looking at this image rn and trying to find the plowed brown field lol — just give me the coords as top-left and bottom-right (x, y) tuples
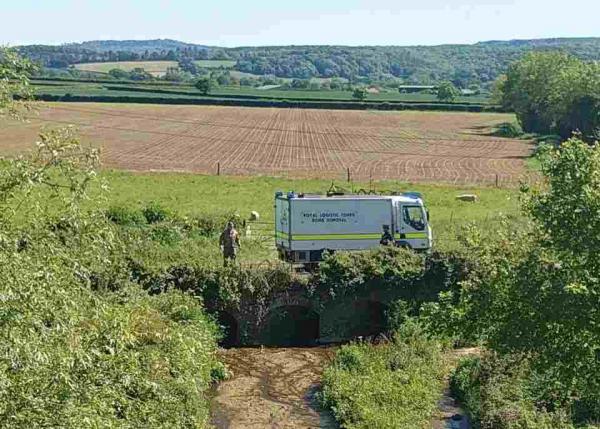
(0, 103), (534, 184)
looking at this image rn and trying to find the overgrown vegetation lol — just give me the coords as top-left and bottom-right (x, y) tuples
(496, 52), (600, 141)
(424, 139), (600, 428)
(450, 354), (576, 429)
(0, 48), (222, 428)
(321, 323), (447, 429)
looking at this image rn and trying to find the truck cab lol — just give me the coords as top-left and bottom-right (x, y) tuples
(275, 192), (432, 263)
(394, 195), (431, 250)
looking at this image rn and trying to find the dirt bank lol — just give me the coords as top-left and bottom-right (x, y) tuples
(210, 346), (338, 429)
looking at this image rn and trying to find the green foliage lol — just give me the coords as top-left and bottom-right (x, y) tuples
(0, 56), (222, 426)
(0, 134), (222, 427)
(352, 87), (367, 101)
(142, 201), (169, 224)
(321, 323), (447, 429)
(450, 354), (576, 429)
(0, 47), (36, 118)
(318, 247), (424, 297)
(429, 138), (600, 426)
(195, 77), (212, 95)
(493, 121), (523, 138)
(524, 138), (600, 254)
(106, 205), (146, 226)
(499, 52), (600, 141)
(437, 81), (460, 102)
(131, 262), (295, 314)
(149, 223), (184, 246)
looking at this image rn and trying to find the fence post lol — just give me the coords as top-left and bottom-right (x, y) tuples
(495, 174), (499, 188)
(347, 167), (351, 183)
(217, 162), (221, 176)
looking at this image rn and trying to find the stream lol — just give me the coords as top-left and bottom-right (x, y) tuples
(209, 346), (474, 429)
(210, 346), (338, 429)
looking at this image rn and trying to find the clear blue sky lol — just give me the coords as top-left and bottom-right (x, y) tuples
(2, 0), (598, 47)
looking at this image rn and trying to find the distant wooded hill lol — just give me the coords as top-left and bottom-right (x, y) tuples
(17, 37), (600, 86)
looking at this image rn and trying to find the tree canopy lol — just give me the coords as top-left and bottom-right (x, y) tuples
(497, 52), (600, 141)
(195, 77), (212, 95)
(17, 38), (600, 86)
(0, 47), (36, 118)
(436, 81), (460, 102)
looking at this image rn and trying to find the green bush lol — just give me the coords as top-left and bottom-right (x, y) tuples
(493, 121), (523, 138)
(450, 354), (577, 429)
(106, 205), (146, 226)
(149, 223), (183, 245)
(142, 201), (169, 224)
(187, 212), (241, 237)
(321, 323), (447, 429)
(0, 127), (222, 427)
(318, 246), (425, 297)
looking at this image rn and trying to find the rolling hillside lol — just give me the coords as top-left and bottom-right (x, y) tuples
(18, 37), (600, 85)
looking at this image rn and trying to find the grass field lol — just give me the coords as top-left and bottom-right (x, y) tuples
(32, 80), (491, 104)
(74, 60), (237, 76)
(97, 170), (521, 265)
(2, 103), (533, 185)
(194, 59), (237, 68)
(74, 61), (179, 76)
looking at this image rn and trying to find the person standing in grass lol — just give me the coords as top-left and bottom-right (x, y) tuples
(220, 221), (241, 266)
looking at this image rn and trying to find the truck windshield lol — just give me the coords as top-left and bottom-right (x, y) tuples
(403, 206), (426, 231)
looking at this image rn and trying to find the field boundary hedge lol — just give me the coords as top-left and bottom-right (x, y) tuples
(102, 84), (492, 106)
(34, 93), (507, 113)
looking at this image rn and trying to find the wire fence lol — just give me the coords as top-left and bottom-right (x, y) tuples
(24, 104), (540, 188)
(203, 162), (542, 188)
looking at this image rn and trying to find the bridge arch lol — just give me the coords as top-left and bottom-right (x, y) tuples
(261, 304), (320, 346)
(350, 299), (389, 337)
(215, 310), (239, 348)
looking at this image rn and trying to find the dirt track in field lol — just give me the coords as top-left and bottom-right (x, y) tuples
(0, 103), (534, 184)
(210, 347), (338, 429)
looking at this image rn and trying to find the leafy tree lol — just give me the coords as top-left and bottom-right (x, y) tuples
(195, 77), (212, 94)
(0, 47), (36, 118)
(216, 71), (231, 86)
(178, 57), (199, 75)
(107, 67), (129, 79)
(433, 139), (600, 421)
(352, 87), (367, 101)
(291, 78), (310, 89)
(129, 67), (153, 81)
(498, 52), (600, 140)
(436, 81), (460, 102)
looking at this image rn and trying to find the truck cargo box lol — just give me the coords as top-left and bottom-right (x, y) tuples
(275, 192), (431, 263)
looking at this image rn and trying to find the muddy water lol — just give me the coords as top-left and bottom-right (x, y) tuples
(210, 347), (339, 429)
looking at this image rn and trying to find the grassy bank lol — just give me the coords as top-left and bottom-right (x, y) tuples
(451, 354), (600, 429)
(321, 325), (448, 428)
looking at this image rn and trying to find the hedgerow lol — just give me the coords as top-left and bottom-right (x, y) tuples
(33, 93), (504, 112)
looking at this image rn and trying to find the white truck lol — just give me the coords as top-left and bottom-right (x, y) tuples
(275, 191), (432, 263)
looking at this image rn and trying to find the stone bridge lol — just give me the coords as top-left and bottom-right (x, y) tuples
(213, 285), (405, 347)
